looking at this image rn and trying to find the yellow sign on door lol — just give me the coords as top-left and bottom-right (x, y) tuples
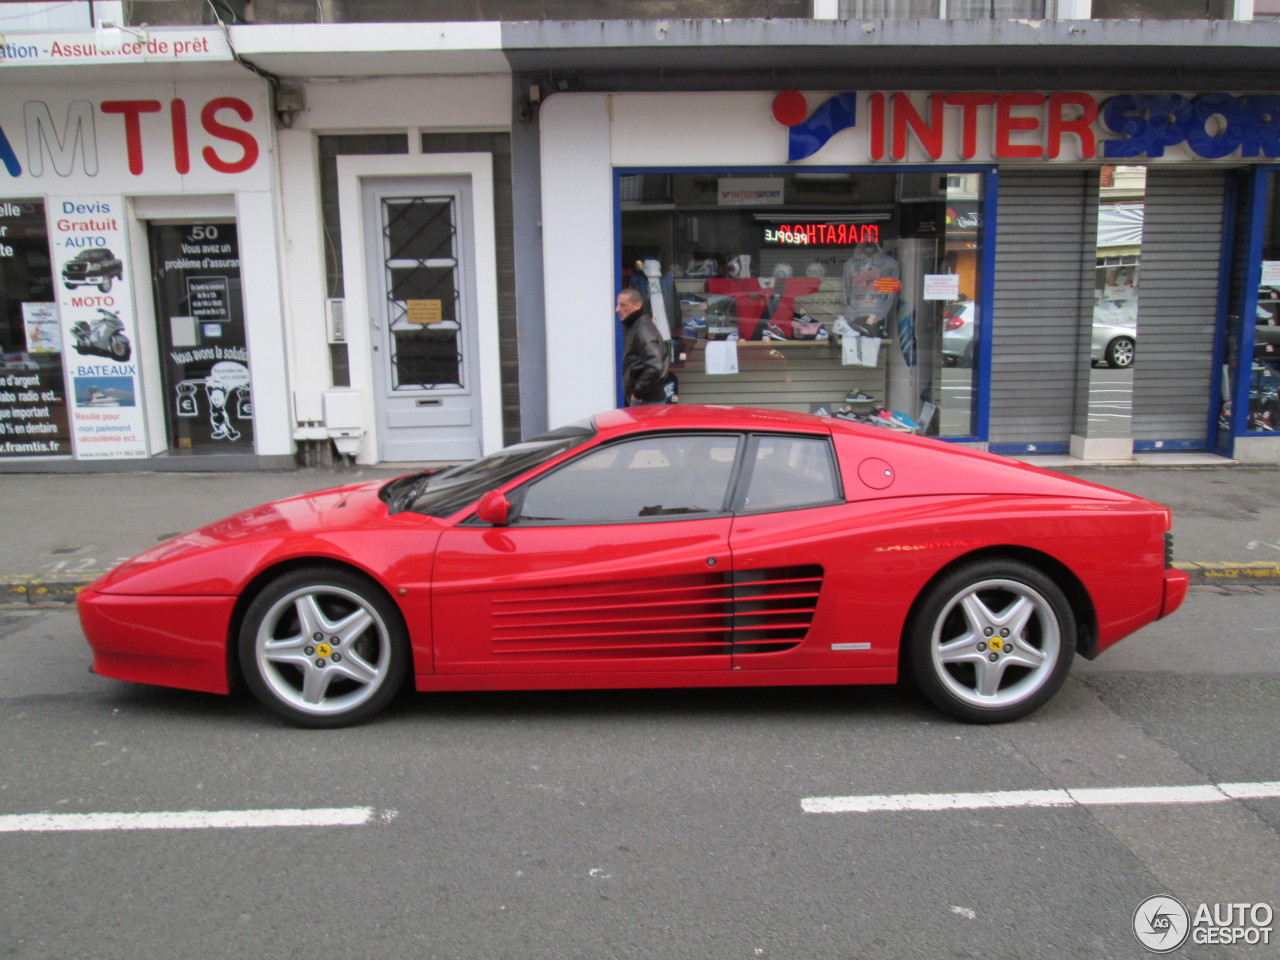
(406, 300), (443, 325)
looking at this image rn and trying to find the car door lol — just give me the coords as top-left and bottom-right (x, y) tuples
(431, 432), (742, 676)
(727, 432), (894, 671)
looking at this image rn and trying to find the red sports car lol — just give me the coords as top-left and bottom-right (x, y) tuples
(78, 405), (1187, 728)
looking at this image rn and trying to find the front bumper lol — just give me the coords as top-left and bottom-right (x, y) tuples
(78, 589), (237, 695)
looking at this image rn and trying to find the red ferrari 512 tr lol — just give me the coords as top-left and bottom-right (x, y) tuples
(79, 405), (1188, 728)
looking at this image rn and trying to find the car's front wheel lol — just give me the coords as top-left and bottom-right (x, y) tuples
(239, 567), (409, 727)
(906, 559), (1075, 723)
(1105, 336), (1135, 369)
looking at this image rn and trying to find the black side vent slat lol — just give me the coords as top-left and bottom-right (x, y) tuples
(488, 565), (823, 658)
(729, 565), (823, 653)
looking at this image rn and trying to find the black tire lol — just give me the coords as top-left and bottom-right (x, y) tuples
(239, 567), (409, 728)
(109, 336), (131, 362)
(905, 558), (1075, 723)
(1105, 336), (1135, 369)
(98, 277), (113, 293)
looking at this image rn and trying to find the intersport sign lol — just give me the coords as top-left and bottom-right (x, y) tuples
(773, 89), (1280, 163)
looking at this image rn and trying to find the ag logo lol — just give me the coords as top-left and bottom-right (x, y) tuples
(1133, 895), (1190, 953)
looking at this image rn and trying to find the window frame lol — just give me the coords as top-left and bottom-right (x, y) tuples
(500, 429), (844, 527)
(506, 430), (745, 526)
(732, 433), (846, 517)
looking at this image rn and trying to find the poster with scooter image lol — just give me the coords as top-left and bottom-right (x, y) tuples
(49, 195), (148, 459)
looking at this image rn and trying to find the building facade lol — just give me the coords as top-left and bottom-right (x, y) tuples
(3, 4), (1280, 470)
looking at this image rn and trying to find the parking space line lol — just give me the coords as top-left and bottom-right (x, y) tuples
(801, 781), (1280, 814)
(0, 807), (393, 832)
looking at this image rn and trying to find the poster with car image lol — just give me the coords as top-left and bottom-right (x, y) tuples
(46, 196), (150, 458)
(148, 222), (252, 451)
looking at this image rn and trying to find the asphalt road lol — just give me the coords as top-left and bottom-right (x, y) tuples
(2, 591), (1278, 960)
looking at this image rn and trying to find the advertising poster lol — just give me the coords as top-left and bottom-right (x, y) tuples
(0, 199), (72, 458)
(48, 195), (148, 459)
(149, 222), (252, 451)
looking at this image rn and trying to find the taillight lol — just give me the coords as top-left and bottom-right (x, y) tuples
(945, 315), (964, 331)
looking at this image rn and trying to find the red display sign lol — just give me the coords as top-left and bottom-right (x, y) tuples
(763, 223), (881, 246)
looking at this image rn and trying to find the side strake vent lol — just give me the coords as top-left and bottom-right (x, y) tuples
(490, 565), (823, 659)
(730, 565), (824, 654)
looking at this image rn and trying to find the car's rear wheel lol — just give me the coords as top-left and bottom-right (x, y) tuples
(906, 559), (1074, 723)
(1105, 336), (1135, 368)
(97, 277), (113, 292)
(239, 567), (409, 727)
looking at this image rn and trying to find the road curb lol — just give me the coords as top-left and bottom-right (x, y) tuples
(1174, 561), (1280, 585)
(3, 575), (94, 606)
(5, 562), (1280, 606)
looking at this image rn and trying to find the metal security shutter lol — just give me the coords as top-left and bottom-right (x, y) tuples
(989, 170), (1095, 450)
(1131, 169), (1226, 447)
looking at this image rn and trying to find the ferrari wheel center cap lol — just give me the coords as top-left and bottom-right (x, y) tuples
(989, 637), (1004, 652)
(315, 642), (333, 659)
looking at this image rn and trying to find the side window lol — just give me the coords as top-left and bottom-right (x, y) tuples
(741, 435), (840, 511)
(513, 434), (740, 523)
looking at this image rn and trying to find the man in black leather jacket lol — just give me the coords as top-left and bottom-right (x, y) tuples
(615, 288), (669, 405)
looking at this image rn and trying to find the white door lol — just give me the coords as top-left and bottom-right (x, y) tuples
(363, 176), (483, 462)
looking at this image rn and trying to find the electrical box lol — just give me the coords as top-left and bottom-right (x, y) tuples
(326, 298), (346, 343)
(293, 390), (324, 423)
(323, 388), (362, 431)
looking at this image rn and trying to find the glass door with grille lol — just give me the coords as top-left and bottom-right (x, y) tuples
(363, 176), (482, 462)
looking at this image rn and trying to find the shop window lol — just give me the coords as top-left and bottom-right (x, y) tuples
(0, 199), (71, 459)
(841, 0), (1049, 16)
(147, 222), (253, 453)
(1091, 0), (1230, 16)
(619, 170), (984, 439)
(1243, 175), (1280, 433)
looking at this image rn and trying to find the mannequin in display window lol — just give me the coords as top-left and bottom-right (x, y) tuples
(629, 257), (680, 342)
(842, 242), (899, 338)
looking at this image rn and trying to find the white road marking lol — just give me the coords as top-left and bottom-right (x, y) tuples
(0, 806), (390, 833)
(802, 781), (1280, 814)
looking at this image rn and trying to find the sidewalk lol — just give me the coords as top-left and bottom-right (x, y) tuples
(3, 459), (1279, 604)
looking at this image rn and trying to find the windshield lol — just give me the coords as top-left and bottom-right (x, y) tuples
(383, 420), (596, 518)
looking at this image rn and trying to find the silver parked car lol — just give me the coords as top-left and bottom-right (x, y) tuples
(1091, 300), (1137, 369)
(940, 300), (977, 367)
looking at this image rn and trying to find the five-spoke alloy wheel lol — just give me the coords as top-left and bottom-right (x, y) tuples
(907, 559), (1075, 723)
(239, 567), (408, 727)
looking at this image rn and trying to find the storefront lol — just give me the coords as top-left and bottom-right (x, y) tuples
(618, 167), (988, 440)
(0, 44), (289, 470)
(541, 88), (1280, 462)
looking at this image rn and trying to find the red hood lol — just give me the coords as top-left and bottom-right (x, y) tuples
(92, 479), (430, 595)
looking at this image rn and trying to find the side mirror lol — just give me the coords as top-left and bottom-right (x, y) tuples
(475, 490), (510, 526)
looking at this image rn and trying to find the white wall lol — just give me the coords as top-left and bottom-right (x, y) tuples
(539, 94), (616, 427)
(274, 76), (512, 428)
